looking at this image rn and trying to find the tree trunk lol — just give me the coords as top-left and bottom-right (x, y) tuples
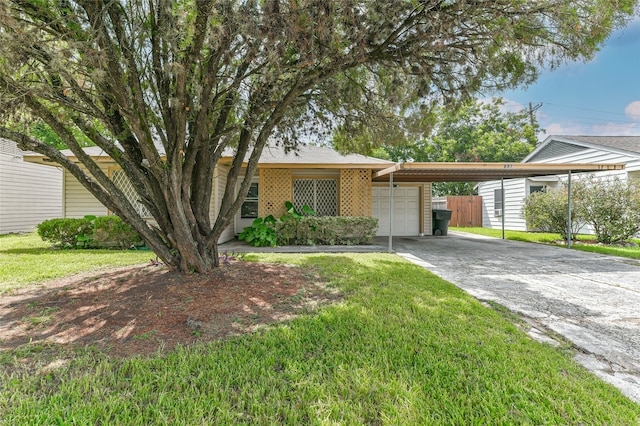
(175, 237), (219, 273)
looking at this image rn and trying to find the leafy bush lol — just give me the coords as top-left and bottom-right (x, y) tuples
(37, 216), (142, 249)
(239, 202), (316, 247)
(238, 216), (278, 247)
(522, 182), (587, 241)
(238, 201), (377, 247)
(522, 177), (640, 244)
(91, 216), (144, 249)
(277, 216), (378, 246)
(283, 201), (317, 218)
(577, 178), (640, 244)
(37, 218), (93, 248)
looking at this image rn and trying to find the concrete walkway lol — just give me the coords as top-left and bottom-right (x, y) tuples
(393, 231), (640, 404)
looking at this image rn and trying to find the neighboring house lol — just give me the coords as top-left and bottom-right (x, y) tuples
(0, 138), (63, 234)
(23, 145), (435, 243)
(478, 135), (640, 232)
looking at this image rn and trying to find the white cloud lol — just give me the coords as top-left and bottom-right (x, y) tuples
(478, 97), (527, 114)
(545, 122), (587, 136)
(543, 121), (640, 137)
(624, 101), (640, 121)
(498, 98), (526, 113)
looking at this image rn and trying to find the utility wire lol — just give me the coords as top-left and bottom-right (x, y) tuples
(563, 120), (639, 129)
(539, 102), (638, 117)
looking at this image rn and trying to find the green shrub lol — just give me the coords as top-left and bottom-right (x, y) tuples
(276, 216), (378, 246)
(37, 218), (93, 248)
(577, 178), (640, 244)
(238, 216), (278, 247)
(521, 183), (587, 241)
(91, 216), (144, 249)
(239, 202), (317, 247)
(522, 177), (640, 244)
(238, 202), (377, 247)
(37, 216), (142, 249)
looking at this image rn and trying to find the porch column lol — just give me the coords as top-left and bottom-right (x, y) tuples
(501, 178), (505, 240)
(567, 170), (572, 249)
(388, 172), (394, 253)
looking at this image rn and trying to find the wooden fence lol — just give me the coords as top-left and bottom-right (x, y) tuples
(432, 196), (482, 227)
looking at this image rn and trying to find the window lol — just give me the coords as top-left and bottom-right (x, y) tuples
(529, 185), (545, 195)
(293, 179), (337, 216)
(494, 188), (503, 217)
(240, 182), (259, 218)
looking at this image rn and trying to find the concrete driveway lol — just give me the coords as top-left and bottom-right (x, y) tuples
(392, 231), (640, 404)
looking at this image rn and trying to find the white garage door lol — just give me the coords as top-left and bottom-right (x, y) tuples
(372, 187), (420, 236)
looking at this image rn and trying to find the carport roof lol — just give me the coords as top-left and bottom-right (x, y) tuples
(373, 162), (625, 182)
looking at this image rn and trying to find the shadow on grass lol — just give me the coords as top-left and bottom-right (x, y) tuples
(2, 248), (64, 255)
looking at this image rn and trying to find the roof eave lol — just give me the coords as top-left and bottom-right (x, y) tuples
(373, 162), (626, 183)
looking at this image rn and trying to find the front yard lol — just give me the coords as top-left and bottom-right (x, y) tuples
(0, 234), (638, 424)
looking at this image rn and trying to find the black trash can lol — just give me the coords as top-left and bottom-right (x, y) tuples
(432, 209), (452, 236)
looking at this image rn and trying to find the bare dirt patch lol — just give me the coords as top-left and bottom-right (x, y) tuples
(0, 260), (338, 358)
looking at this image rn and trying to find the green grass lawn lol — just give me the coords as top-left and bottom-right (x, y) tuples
(0, 232), (153, 294)
(451, 227), (640, 260)
(1, 246), (638, 423)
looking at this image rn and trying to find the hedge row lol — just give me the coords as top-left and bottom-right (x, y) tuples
(276, 216), (378, 246)
(37, 216), (143, 249)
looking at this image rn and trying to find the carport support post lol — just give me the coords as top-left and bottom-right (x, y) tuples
(501, 178), (505, 239)
(388, 172), (394, 253)
(567, 171), (572, 249)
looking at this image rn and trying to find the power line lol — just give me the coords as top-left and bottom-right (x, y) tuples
(528, 102), (542, 127)
(562, 115), (638, 124)
(563, 120), (639, 129)
(540, 102), (635, 117)
(529, 101), (640, 130)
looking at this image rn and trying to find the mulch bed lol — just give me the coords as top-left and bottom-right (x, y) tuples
(0, 260), (339, 358)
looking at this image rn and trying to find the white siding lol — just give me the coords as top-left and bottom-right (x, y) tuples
(532, 148), (638, 167)
(478, 179), (528, 231)
(0, 146), (63, 234)
(64, 168), (109, 218)
(531, 148), (636, 182)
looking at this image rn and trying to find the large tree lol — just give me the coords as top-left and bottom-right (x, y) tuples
(385, 98), (540, 195)
(0, 1), (635, 273)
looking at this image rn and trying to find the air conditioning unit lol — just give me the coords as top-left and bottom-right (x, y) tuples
(494, 209), (503, 217)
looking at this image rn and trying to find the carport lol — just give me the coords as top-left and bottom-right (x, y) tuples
(373, 162), (625, 252)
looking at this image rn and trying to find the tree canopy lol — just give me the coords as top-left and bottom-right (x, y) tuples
(0, 0), (636, 273)
(384, 98), (540, 195)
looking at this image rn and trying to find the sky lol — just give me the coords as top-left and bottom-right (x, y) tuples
(495, 17), (640, 139)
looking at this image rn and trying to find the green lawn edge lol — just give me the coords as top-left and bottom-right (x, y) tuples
(451, 227), (640, 260)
